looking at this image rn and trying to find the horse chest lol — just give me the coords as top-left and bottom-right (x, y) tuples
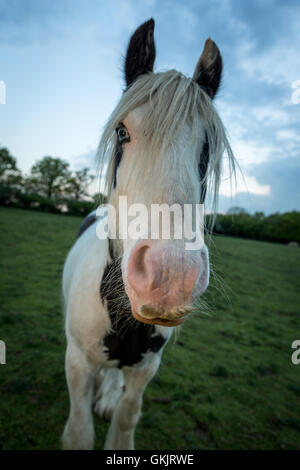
(100, 258), (167, 368)
(103, 319), (166, 368)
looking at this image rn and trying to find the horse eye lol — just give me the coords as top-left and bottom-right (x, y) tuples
(117, 125), (129, 142)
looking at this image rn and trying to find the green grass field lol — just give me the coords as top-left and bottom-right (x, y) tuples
(0, 207), (300, 450)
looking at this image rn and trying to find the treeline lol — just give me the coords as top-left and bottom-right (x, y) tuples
(214, 208), (300, 244)
(1, 147), (299, 244)
(0, 146), (106, 216)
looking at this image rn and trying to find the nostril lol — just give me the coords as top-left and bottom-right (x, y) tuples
(133, 245), (148, 277)
(127, 243), (151, 295)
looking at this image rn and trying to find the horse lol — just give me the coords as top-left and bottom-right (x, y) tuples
(61, 18), (235, 450)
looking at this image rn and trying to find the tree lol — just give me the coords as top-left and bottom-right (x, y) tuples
(30, 156), (71, 200)
(65, 168), (94, 200)
(93, 192), (107, 205)
(0, 147), (23, 205)
(0, 147), (19, 180)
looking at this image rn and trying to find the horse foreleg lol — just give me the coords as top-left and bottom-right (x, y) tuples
(104, 355), (161, 450)
(62, 340), (95, 450)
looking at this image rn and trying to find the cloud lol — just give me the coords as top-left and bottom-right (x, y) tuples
(219, 155), (300, 214)
(0, 0), (299, 214)
(220, 173), (271, 198)
(71, 149), (97, 171)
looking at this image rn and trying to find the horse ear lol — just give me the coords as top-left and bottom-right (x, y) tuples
(124, 18), (156, 87)
(193, 38), (222, 99)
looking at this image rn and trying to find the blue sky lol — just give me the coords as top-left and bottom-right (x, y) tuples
(0, 0), (300, 213)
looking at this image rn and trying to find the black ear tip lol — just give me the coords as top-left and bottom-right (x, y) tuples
(144, 18), (155, 30)
(149, 17), (155, 28)
(132, 18), (155, 39)
(125, 18), (156, 87)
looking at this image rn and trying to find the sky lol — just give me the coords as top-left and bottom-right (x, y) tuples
(0, 0), (299, 214)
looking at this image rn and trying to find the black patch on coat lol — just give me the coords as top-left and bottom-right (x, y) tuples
(108, 237), (116, 261)
(100, 256), (166, 368)
(113, 123), (130, 188)
(113, 139), (123, 188)
(77, 213), (97, 238)
(199, 135), (209, 203)
(124, 18), (156, 88)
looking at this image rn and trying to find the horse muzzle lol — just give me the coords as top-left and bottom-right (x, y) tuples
(124, 239), (209, 326)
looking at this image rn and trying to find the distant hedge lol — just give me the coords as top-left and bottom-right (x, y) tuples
(0, 184), (98, 217)
(1, 183), (299, 244)
(213, 211), (300, 244)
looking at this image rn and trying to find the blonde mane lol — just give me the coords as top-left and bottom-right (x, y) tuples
(97, 69), (235, 216)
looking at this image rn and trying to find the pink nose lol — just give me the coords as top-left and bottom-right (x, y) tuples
(126, 239), (203, 316)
